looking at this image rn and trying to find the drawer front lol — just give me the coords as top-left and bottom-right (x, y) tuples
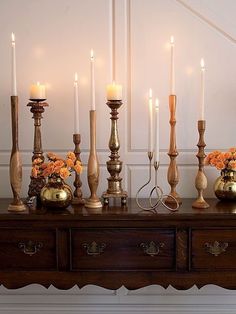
(191, 229), (236, 270)
(71, 228), (175, 271)
(0, 229), (57, 270)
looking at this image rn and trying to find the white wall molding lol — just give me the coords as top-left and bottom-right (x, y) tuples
(175, 0), (236, 44)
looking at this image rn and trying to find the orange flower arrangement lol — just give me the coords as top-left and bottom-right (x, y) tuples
(205, 147), (236, 171)
(31, 152), (82, 181)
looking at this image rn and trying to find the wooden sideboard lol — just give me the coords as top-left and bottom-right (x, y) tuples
(1, 198), (236, 290)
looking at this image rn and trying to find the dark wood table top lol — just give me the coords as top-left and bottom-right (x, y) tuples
(1, 198), (236, 221)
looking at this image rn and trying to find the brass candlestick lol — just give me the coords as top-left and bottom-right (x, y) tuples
(102, 100), (127, 205)
(165, 95), (181, 205)
(72, 133), (85, 205)
(27, 100), (48, 199)
(136, 152), (179, 212)
(192, 120), (209, 209)
(85, 110), (102, 209)
(8, 96), (27, 212)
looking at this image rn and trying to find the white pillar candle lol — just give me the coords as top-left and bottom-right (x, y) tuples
(200, 58), (205, 120)
(154, 98), (159, 163)
(106, 82), (122, 100)
(30, 82), (46, 100)
(90, 49), (95, 110)
(148, 88), (153, 152)
(11, 33), (17, 96)
(170, 36), (175, 95)
(74, 73), (79, 134)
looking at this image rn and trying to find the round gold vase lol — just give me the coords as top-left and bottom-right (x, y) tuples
(40, 177), (73, 209)
(214, 170), (236, 201)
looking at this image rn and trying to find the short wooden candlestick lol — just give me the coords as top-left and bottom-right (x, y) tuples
(8, 96), (27, 212)
(72, 133), (85, 205)
(102, 100), (128, 206)
(192, 120), (209, 209)
(27, 100), (48, 199)
(85, 110), (102, 209)
(165, 95), (181, 205)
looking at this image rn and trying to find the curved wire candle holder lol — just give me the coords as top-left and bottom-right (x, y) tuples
(136, 152), (179, 212)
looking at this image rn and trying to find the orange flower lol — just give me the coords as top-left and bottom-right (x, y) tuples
(66, 158), (74, 168)
(229, 147), (236, 153)
(67, 152), (76, 162)
(59, 167), (71, 180)
(54, 160), (65, 173)
(47, 152), (60, 161)
(74, 160), (82, 174)
(215, 161), (225, 170)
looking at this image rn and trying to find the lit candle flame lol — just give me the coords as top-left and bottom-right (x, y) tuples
(90, 49), (94, 60)
(74, 72), (78, 82)
(170, 36), (174, 45)
(200, 58), (205, 69)
(11, 32), (15, 43)
(155, 98), (159, 109)
(149, 88), (152, 98)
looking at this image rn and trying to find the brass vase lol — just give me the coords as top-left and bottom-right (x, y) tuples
(40, 177), (73, 209)
(214, 170), (236, 201)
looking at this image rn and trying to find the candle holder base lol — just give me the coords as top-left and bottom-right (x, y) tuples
(72, 197), (85, 205)
(8, 201), (27, 212)
(192, 197), (209, 209)
(85, 198), (102, 209)
(102, 191), (128, 206)
(165, 192), (182, 205)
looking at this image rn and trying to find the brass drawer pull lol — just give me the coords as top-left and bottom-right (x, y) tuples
(83, 241), (106, 256)
(18, 240), (43, 256)
(205, 241), (228, 257)
(140, 241), (164, 257)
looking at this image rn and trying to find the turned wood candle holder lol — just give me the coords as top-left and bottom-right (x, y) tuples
(102, 100), (127, 205)
(192, 120), (209, 209)
(85, 110), (102, 209)
(27, 100), (48, 199)
(72, 133), (85, 205)
(165, 95), (181, 205)
(8, 96), (27, 212)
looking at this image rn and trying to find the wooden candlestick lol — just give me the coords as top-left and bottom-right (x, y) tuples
(8, 96), (27, 212)
(192, 120), (209, 209)
(85, 110), (102, 209)
(72, 133), (85, 205)
(165, 95), (182, 205)
(27, 101), (48, 199)
(102, 100), (127, 205)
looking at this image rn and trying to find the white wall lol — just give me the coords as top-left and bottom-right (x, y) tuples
(0, 0), (236, 313)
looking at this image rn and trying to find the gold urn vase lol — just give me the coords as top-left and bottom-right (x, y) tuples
(214, 170), (236, 201)
(40, 177), (73, 209)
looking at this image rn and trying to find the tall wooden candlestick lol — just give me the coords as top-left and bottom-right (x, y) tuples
(72, 133), (85, 204)
(165, 95), (181, 205)
(27, 101), (48, 199)
(192, 120), (209, 209)
(8, 96), (26, 212)
(85, 110), (102, 208)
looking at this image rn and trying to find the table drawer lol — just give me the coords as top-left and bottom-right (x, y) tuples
(71, 228), (175, 271)
(191, 229), (236, 270)
(0, 228), (57, 270)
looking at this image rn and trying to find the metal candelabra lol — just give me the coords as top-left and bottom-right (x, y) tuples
(136, 152), (179, 212)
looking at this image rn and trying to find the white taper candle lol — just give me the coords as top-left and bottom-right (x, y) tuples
(74, 73), (79, 134)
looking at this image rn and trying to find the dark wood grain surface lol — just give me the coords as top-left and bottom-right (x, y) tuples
(0, 198), (236, 290)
